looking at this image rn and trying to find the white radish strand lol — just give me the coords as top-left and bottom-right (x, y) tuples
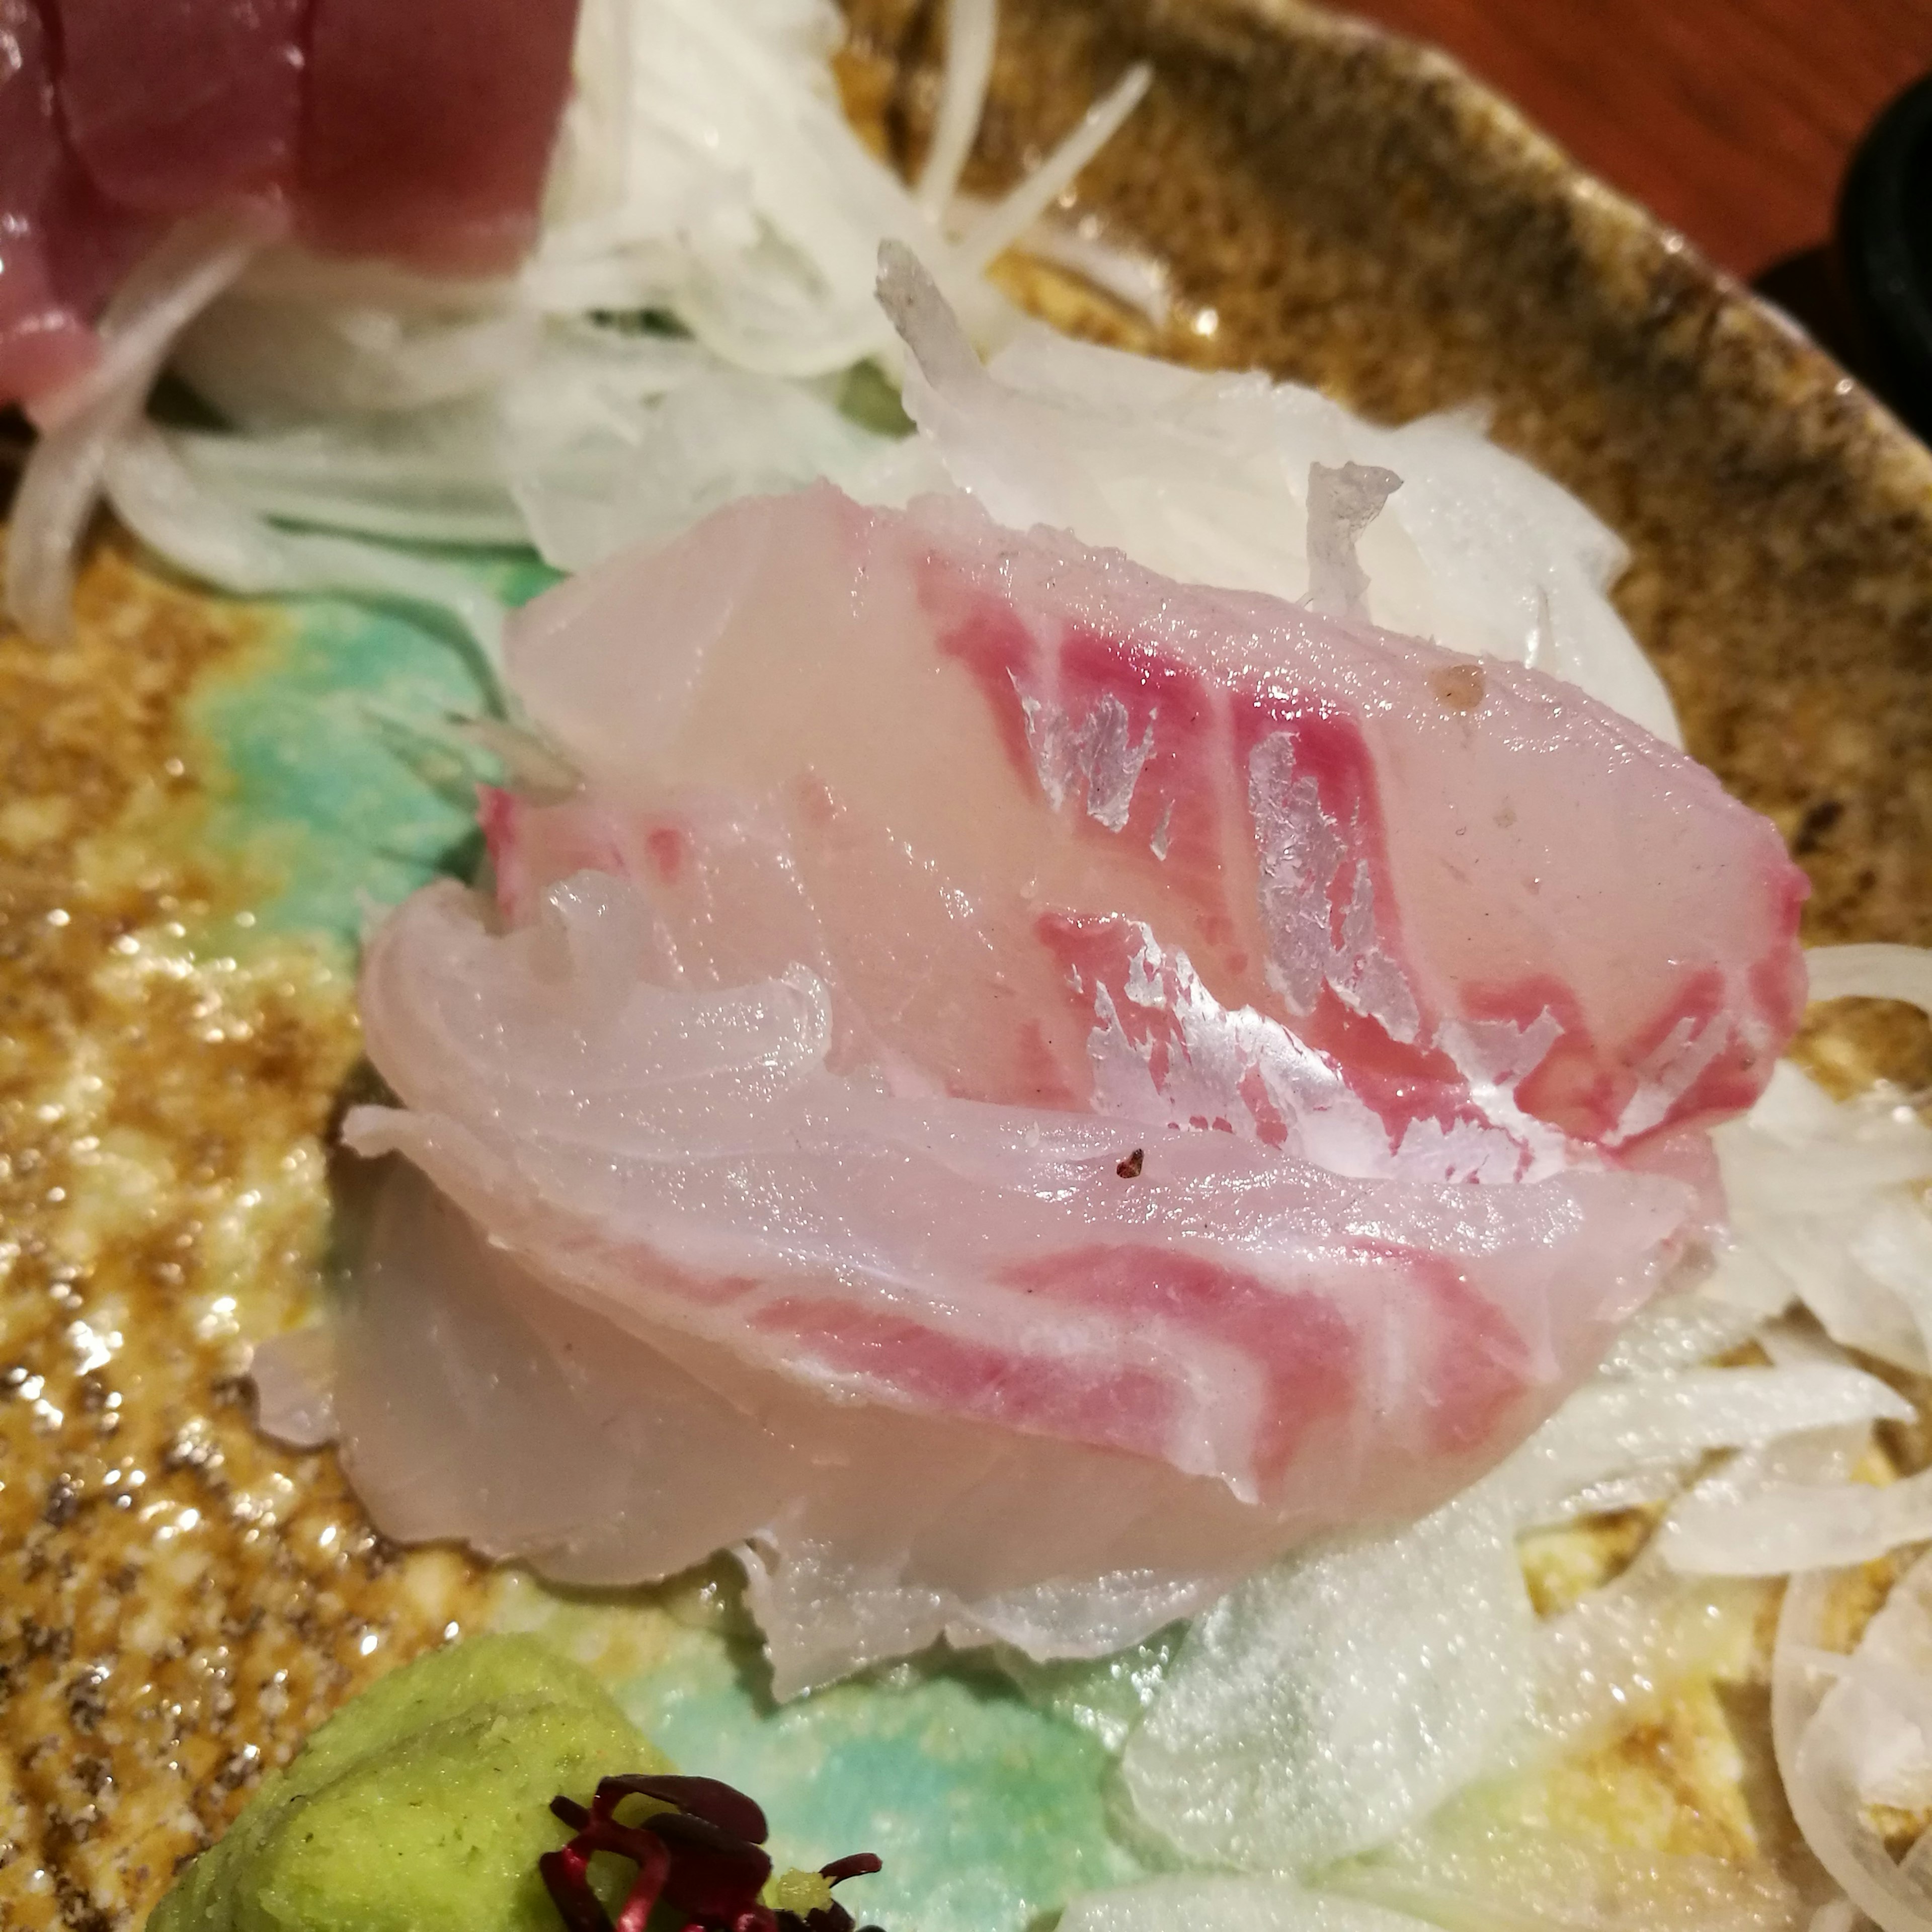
(29, 205), (279, 434)
(1339, 1824), (1806, 1932)
(7, 208), (270, 642)
(943, 187), (1174, 322)
(1786, 1645), (1932, 1749)
(1483, 1365), (1909, 1530)
(1775, 1534), (1932, 1932)
(1012, 213), (1173, 323)
(1593, 1287), (1773, 1378)
(949, 63), (1152, 279)
(1661, 1466), (1932, 1577)
(173, 294), (542, 425)
(103, 426), (506, 690)
(1786, 1671), (1932, 1932)
(169, 419), (529, 547)
(48, 0), (1159, 645)
(876, 244), (1682, 741)
(916, 0), (999, 222)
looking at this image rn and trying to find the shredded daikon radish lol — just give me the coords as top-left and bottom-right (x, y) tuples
(1339, 1816), (1806, 1932)
(1521, 1544), (1760, 1759)
(1485, 1365), (1908, 1530)
(50, 0), (1701, 789)
(32, 208), (281, 433)
(947, 64), (1152, 279)
(1775, 1550), (1932, 1932)
(497, 326), (888, 570)
(916, 0), (999, 222)
(873, 243), (1682, 740)
(1788, 1646), (1932, 1760)
(30, 0), (1153, 640)
(8, 208), (269, 641)
(1120, 1489), (1539, 1876)
(50, 0), (1697, 767)
(1715, 1056), (1932, 1372)
(25, 3), (1932, 1916)
(103, 426), (505, 686)
(1661, 1463), (1932, 1576)
(169, 418), (529, 547)
(1009, 212), (1172, 324)
(1593, 1286), (1772, 1378)
(1117, 1347), (1909, 1873)
(173, 284), (541, 428)
(534, 0), (993, 377)
(948, 193), (1175, 323)
(1515, 1463), (1690, 1528)
(1120, 943), (1932, 1900)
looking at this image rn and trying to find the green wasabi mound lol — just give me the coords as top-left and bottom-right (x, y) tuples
(148, 1633), (670, 1932)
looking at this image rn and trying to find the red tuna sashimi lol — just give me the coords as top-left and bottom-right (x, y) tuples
(496, 482), (1807, 1181)
(0, 0), (579, 409)
(0, 0), (151, 400)
(54, 0), (306, 212)
(298, 0), (579, 275)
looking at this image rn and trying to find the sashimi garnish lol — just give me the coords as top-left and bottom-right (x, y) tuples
(539, 1772), (886, 1932)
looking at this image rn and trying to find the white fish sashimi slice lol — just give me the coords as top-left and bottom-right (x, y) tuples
(351, 871), (1691, 1523)
(340, 1162), (1266, 1695)
(341, 873), (1691, 1693)
(337, 1124), (1657, 1699)
(336, 1163), (798, 1575)
(501, 484), (1805, 1176)
(335, 481), (1810, 1686)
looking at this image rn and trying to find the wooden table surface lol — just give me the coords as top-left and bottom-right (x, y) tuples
(1330, 0), (1932, 284)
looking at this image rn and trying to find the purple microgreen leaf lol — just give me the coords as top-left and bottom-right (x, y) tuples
(819, 1855), (882, 1886)
(595, 1773), (769, 1844)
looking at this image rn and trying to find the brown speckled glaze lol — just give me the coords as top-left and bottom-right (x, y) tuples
(848, 0), (1932, 1090)
(0, 538), (487, 1931)
(6, 4), (1932, 1925)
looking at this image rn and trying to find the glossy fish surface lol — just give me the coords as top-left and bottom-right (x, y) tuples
(329, 484), (1806, 1691)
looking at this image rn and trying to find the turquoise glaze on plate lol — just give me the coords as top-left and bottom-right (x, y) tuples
(493, 1582), (1168, 1932)
(621, 1628), (1154, 1930)
(188, 555), (550, 944)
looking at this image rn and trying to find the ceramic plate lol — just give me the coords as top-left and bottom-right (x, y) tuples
(4, 3), (1928, 1926)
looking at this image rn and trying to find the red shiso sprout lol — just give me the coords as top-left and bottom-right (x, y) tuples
(540, 1771), (887, 1932)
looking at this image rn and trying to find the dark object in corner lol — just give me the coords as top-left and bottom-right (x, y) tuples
(1837, 72), (1932, 441)
(1751, 73), (1932, 445)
